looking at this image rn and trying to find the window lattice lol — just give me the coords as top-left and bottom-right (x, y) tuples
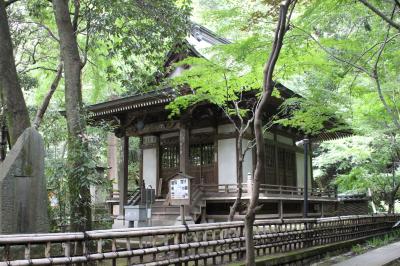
(161, 145), (179, 168)
(190, 143), (214, 166)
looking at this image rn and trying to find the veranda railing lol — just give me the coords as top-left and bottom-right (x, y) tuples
(198, 183), (337, 198)
(1, 214), (399, 265)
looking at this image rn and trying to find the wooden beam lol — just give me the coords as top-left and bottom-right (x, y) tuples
(126, 121), (180, 136)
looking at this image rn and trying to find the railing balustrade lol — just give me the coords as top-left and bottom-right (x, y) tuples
(0, 214), (398, 265)
(197, 183), (336, 199)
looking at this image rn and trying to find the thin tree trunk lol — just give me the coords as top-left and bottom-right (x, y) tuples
(52, 0), (91, 232)
(388, 200), (394, 214)
(0, 0), (31, 145)
(33, 63), (63, 129)
(389, 183), (400, 214)
(229, 133), (244, 221)
(245, 1), (294, 265)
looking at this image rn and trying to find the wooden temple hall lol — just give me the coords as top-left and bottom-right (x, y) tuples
(88, 24), (354, 227)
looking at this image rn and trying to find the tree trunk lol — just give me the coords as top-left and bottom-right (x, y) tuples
(52, 0), (91, 232)
(0, 0), (31, 145)
(245, 2), (293, 265)
(229, 132), (244, 221)
(388, 184), (400, 214)
(388, 200), (394, 214)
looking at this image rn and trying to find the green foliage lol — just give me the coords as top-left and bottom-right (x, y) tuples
(314, 135), (400, 210)
(366, 229), (400, 248)
(264, 0), (400, 212)
(167, 34), (271, 118)
(9, 0), (191, 103)
(128, 137), (140, 192)
(4, 0), (400, 227)
(351, 244), (364, 255)
(5, 0), (191, 230)
(350, 229), (400, 256)
(193, 0), (287, 39)
(90, 0), (191, 93)
(172, 1), (400, 215)
(41, 111), (113, 231)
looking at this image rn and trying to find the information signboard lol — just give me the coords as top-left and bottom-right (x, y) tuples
(170, 178), (189, 200)
(169, 174), (192, 206)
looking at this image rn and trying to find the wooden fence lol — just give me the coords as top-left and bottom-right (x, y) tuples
(0, 214), (399, 265)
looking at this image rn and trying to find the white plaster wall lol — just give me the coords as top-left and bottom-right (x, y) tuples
(296, 152), (312, 189)
(143, 148), (157, 189)
(242, 139), (253, 180)
(277, 135), (293, 145)
(218, 138), (237, 184)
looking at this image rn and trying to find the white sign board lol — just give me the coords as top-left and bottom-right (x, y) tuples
(170, 178), (189, 200)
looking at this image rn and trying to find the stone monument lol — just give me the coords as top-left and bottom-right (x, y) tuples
(0, 127), (49, 233)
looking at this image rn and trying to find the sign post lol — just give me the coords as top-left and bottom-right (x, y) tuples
(169, 173), (193, 225)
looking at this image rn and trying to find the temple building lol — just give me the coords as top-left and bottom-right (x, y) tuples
(89, 24), (353, 227)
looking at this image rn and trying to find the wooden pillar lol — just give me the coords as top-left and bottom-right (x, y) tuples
(179, 126), (189, 224)
(156, 136), (160, 195)
(119, 135), (129, 216)
(274, 133), (279, 185)
(179, 126), (189, 174)
(309, 141), (314, 189)
(139, 137), (144, 202)
(321, 202), (324, 218)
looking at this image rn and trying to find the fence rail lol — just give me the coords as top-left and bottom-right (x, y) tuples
(199, 183), (337, 199)
(0, 214), (399, 265)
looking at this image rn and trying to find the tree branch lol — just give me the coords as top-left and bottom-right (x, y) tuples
(4, 0), (19, 7)
(395, 0), (400, 9)
(81, 23), (90, 68)
(358, 0), (400, 31)
(293, 25), (372, 76)
(371, 5), (400, 130)
(19, 66), (58, 74)
(72, 0), (80, 33)
(33, 63), (63, 129)
(13, 20), (59, 42)
(286, 0), (297, 31)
